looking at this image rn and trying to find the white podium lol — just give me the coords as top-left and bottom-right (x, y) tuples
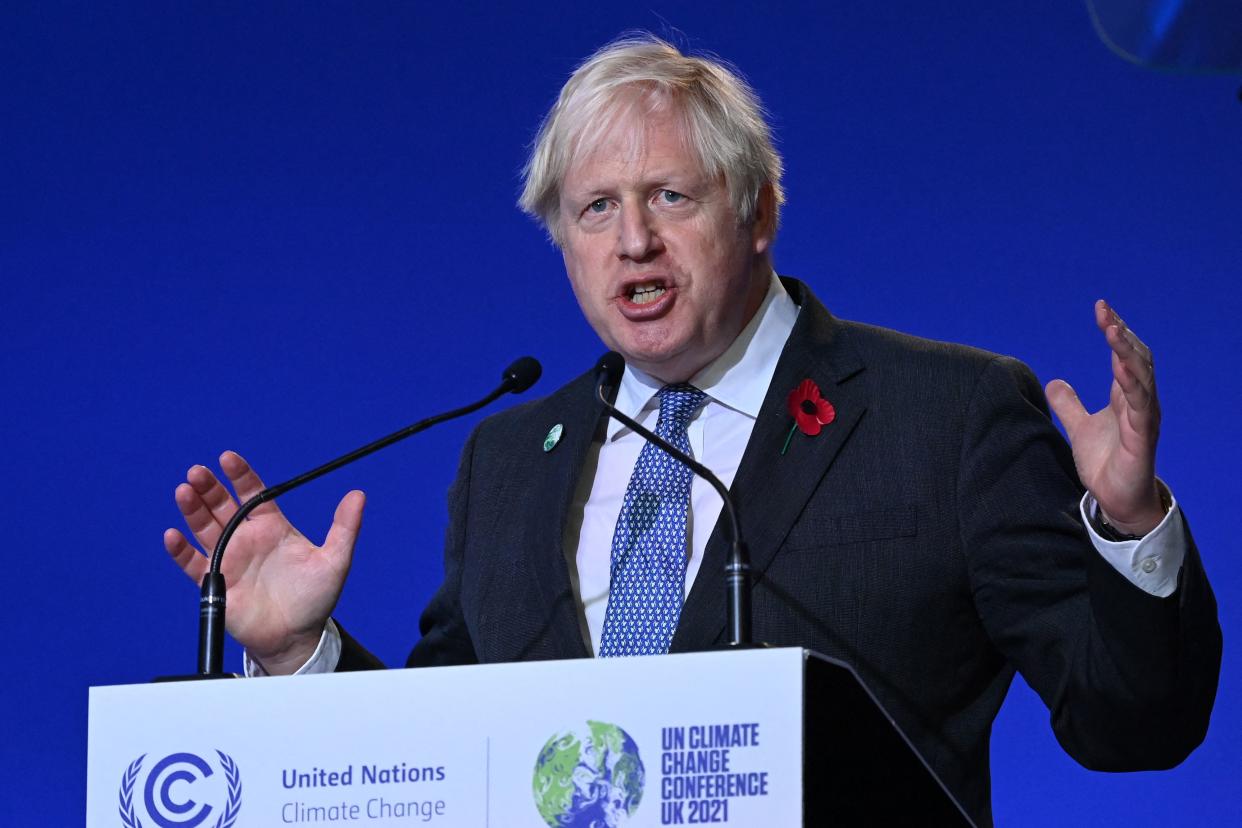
(87, 647), (972, 827)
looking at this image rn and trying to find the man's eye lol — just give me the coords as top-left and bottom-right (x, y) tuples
(587, 199), (609, 214)
(660, 190), (685, 204)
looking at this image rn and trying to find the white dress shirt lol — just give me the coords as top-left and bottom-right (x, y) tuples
(561, 272), (800, 656)
(248, 272), (1185, 674)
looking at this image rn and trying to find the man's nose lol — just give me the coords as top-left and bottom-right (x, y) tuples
(616, 201), (663, 261)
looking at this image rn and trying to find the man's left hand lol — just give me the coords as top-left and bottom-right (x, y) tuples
(1045, 300), (1167, 536)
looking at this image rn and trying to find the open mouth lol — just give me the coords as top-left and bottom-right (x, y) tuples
(616, 278), (675, 319)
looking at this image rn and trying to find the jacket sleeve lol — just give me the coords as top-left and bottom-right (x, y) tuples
(404, 423), (482, 668)
(960, 356), (1221, 769)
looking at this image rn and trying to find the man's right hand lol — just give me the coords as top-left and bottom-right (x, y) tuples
(163, 450), (364, 675)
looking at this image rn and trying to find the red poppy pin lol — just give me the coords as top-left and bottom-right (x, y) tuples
(782, 379), (835, 455)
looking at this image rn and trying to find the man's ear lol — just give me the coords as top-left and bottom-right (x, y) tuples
(751, 183), (777, 255)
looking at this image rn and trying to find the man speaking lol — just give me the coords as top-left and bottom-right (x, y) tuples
(163, 35), (1220, 826)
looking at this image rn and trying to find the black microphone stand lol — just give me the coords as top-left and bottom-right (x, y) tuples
(161, 357), (541, 681)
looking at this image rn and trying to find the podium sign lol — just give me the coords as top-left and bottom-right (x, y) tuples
(88, 648), (810, 827)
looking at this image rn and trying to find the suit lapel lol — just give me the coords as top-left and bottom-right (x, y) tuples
(671, 282), (868, 652)
(524, 376), (605, 660)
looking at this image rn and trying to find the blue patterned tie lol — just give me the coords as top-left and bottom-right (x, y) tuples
(599, 384), (708, 657)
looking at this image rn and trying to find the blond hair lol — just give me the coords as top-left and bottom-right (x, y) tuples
(519, 34), (784, 244)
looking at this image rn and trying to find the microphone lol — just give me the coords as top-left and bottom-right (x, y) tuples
(193, 356), (543, 678)
(592, 351), (757, 648)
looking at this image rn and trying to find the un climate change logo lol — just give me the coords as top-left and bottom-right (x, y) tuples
(118, 751), (242, 828)
(532, 721), (644, 827)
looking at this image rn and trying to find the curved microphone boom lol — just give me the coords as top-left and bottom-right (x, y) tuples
(196, 356), (542, 677)
(593, 351), (756, 648)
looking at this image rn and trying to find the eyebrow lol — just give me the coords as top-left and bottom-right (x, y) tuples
(564, 169), (709, 199)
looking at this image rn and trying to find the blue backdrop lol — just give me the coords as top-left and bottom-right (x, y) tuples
(2, 3), (1238, 825)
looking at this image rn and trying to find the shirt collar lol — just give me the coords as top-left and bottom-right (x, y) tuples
(607, 271), (800, 441)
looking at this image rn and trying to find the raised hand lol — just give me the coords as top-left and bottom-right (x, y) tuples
(1045, 300), (1166, 536)
(163, 451), (364, 674)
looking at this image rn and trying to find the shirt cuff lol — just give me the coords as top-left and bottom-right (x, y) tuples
(1081, 485), (1185, 598)
(242, 618), (343, 677)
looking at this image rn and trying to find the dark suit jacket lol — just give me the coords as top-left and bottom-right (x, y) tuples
(340, 278), (1220, 827)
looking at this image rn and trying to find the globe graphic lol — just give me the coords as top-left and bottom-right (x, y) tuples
(532, 720), (645, 827)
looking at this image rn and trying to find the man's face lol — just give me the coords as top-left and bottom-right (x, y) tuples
(557, 104), (773, 384)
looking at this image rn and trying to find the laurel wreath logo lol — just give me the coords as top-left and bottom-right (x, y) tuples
(214, 750), (243, 828)
(118, 754), (144, 828)
(117, 750), (241, 828)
